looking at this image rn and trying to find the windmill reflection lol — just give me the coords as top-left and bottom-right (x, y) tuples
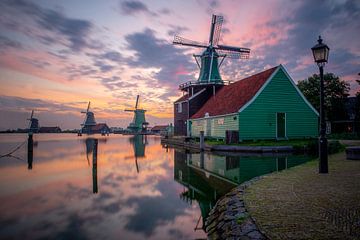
(125, 135), (147, 173)
(174, 150), (312, 232)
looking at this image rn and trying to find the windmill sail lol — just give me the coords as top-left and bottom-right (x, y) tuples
(173, 14), (250, 84)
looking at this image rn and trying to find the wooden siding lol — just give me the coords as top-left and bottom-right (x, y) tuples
(239, 68), (318, 140)
(190, 113), (238, 138)
(174, 101), (188, 136)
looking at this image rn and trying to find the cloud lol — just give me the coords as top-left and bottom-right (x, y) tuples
(167, 25), (189, 37)
(0, 0), (95, 52)
(124, 28), (196, 91)
(0, 35), (22, 50)
(100, 76), (138, 91)
(119, 0), (157, 16)
(124, 180), (188, 236)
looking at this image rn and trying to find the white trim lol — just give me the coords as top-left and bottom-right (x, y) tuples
(189, 88), (206, 100)
(279, 65), (319, 116)
(238, 66), (281, 112)
(190, 112), (238, 121)
(175, 100), (187, 105)
(238, 65), (319, 116)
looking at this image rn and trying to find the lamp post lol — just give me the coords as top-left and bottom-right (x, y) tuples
(311, 36), (330, 174)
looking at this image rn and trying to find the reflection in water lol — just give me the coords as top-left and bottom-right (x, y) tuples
(174, 149), (312, 230)
(84, 138), (99, 194)
(0, 134), (312, 240)
(127, 135), (147, 173)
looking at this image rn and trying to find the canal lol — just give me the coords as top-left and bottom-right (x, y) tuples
(0, 134), (312, 239)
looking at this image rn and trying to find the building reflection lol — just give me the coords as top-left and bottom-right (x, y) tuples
(173, 149), (312, 231)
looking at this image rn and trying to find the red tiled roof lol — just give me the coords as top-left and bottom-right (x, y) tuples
(174, 94), (189, 103)
(191, 66), (278, 119)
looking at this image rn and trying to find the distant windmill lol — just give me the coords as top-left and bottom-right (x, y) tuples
(27, 110), (39, 133)
(81, 101), (96, 134)
(125, 95), (149, 133)
(173, 14), (250, 83)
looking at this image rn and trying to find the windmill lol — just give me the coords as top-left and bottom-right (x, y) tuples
(173, 14), (250, 84)
(125, 95), (149, 134)
(27, 110), (39, 133)
(81, 101), (96, 134)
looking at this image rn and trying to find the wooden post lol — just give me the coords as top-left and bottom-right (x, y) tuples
(27, 133), (33, 170)
(200, 151), (204, 169)
(92, 139), (98, 193)
(200, 131), (204, 151)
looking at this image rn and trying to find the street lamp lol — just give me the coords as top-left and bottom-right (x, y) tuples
(311, 36), (330, 174)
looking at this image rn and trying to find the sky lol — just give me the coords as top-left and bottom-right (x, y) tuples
(0, 0), (359, 130)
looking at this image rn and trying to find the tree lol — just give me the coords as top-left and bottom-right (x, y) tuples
(297, 73), (350, 121)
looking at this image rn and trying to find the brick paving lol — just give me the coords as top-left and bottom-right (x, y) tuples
(244, 152), (360, 239)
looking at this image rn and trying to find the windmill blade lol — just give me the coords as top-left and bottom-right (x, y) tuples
(173, 35), (208, 48)
(216, 49), (250, 59)
(216, 44), (250, 59)
(135, 95), (139, 109)
(217, 44), (250, 53)
(125, 109), (135, 112)
(87, 101), (90, 113)
(30, 110), (34, 119)
(211, 15), (224, 46)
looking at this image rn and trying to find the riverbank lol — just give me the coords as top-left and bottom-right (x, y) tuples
(244, 152), (360, 239)
(161, 137), (295, 153)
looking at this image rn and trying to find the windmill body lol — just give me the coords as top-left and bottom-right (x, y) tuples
(81, 102), (97, 134)
(173, 15), (250, 135)
(125, 95), (149, 134)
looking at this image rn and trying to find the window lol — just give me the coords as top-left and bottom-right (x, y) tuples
(177, 103), (182, 113)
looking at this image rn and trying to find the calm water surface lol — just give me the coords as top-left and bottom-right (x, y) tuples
(0, 134), (312, 239)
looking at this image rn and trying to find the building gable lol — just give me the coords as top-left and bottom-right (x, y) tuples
(239, 65), (318, 116)
(238, 65), (319, 140)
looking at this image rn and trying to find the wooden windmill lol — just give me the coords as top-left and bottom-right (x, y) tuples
(81, 101), (96, 134)
(173, 14), (250, 84)
(27, 110), (39, 133)
(173, 15), (251, 136)
(125, 95), (149, 134)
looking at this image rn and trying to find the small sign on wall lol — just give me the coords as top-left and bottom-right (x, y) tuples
(217, 118), (224, 125)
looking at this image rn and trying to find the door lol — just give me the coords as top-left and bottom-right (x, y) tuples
(277, 113), (286, 138)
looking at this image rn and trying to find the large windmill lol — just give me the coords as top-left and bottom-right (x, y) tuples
(27, 110), (39, 133)
(173, 14), (250, 85)
(173, 14), (250, 136)
(125, 95), (149, 134)
(81, 101), (96, 134)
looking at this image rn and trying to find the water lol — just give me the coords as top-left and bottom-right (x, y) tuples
(0, 134), (312, 239)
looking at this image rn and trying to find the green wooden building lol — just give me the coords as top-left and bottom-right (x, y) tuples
(189, 65), (319, 140)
